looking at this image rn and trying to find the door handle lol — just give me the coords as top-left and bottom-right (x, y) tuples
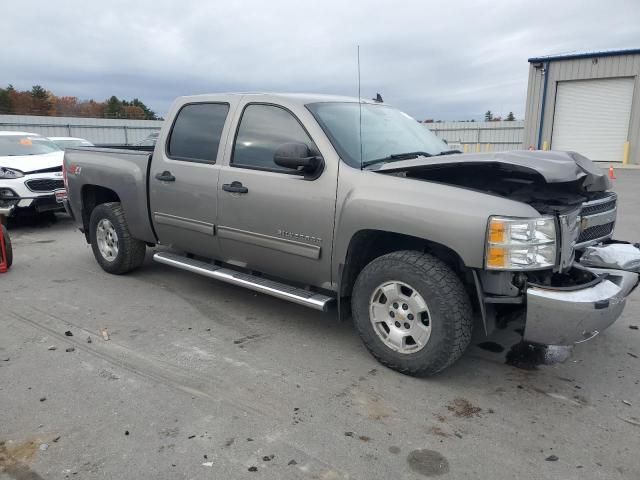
(155, 171), (176, 182)
(222, 181), (248, 194)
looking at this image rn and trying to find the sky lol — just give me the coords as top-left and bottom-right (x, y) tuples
(3, 0), (640, 121)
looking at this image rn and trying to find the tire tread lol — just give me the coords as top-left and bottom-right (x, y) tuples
(352, 250), (472, 376)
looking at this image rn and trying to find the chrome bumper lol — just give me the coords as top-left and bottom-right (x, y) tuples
(524, 266), (639, 345)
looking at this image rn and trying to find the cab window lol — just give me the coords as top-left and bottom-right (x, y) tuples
(232, 104), (315, 172)
(167, 103), (229, 163)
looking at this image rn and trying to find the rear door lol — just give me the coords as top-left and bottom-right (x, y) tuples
(216, 100), (338, 288)
(149, 96), (239, 258)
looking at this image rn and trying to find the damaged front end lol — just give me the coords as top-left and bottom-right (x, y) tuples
(376, 150), (639, 352)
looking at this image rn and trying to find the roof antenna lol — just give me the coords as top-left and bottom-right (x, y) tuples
(358, 45), (363, 169)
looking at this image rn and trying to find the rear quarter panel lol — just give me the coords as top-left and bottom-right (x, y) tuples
(64, 148), (155, 243)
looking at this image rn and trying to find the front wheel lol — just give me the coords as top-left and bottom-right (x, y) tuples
(89, 202), (146, 274)
(352, 250), (473, 376)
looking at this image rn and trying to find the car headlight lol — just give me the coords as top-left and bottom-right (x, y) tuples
(0, 167), (24, 179)
(485, 216), (556, 270)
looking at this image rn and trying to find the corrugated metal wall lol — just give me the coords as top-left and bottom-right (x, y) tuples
(426, 121), (524, 152)
(523, 53), (640, 163)
(0, 115), (163, 145)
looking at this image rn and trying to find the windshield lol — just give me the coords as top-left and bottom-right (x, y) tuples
(307, 102), (449, 168)
(0, 134), (62, 156)
(52, 139), (94, 149)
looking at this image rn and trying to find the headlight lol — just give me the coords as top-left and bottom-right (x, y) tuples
(0, 167), (24, 179)
(485, 216), (556, 270)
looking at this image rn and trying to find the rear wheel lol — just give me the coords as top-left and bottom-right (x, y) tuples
(352, 250), (473, 376)
(90, 202), (146, 274)
(1, 225), (12, 269)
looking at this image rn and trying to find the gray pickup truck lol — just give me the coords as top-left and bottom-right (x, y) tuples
(63, 93), (639, 375)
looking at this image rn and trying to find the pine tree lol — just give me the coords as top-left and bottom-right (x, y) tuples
(506, 112), (515, 121)
(484, 110), (493, 122)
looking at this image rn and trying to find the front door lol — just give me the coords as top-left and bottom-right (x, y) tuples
(217, 102), (337, 289)
(149, 98), (237, 258)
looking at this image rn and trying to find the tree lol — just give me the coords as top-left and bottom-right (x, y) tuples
(30, 85), (52, 115)
(105, 95), (122, 118)
(0, 84), (159, 119)
(506, 111), (515, 121)
(484, 110), (493, 122)
(0, 87), (12, 114)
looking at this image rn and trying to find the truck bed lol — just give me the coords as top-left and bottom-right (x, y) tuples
(63, 147), (156, 243)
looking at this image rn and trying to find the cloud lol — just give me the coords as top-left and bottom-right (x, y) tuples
(3, 0), (639, 120)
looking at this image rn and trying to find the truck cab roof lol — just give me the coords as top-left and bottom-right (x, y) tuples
(175, 92), (380, 107)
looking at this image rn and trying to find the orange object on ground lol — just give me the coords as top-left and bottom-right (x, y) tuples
(0, 226), (8, 273)
(608, 166), (617, 180)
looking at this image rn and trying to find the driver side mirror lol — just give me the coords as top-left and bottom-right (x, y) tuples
(274, 142), (323, 178)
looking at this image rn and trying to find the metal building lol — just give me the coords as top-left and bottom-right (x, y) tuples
(0, 114), (162, 145)
(523, 48), (640, 164)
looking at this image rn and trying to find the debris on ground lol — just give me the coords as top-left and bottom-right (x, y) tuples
(545, 455), (559, 461)
(622, 400), (632, 406)
(39, 443), (48, 451)
(1, 357), (9, 362)
(64, 330), (73, 337)
(124, 430), (130, 436)
(65, 347), (75, 353)
(202, 462), (214, 467)
(52, 436), (61, 443)
(248, 466), (258, 472)
(246, 438), (254, 442)
(447, 398), (482, 418)
(87, 336), (92, 344)
(358, 435), (370, 442)
(617, 415), (640, 426)
(101, 328), (110, 341)
(287, 460), (297, 465)
(39, 397), (46, 402)
(188, 435), (196, 439)
(344, 431), (354, 437)
(262, 455), (274, 461)
(629, 325), (638, 330)
(628, 352), (638, 359)
(47, 345), (56, 351)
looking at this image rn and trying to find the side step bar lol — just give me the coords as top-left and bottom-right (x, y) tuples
(153, 251), (335, 312)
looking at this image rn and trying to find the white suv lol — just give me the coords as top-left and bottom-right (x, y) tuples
(0, 131), (66, 216)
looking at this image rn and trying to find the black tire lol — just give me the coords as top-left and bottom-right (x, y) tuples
(352, 250), (473, 376)
(1, 224), (12, 269)
(89, 202), (146, 275)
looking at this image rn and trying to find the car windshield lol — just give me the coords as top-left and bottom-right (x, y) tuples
(52, 139), (94, 149)
(0, 134), (62, 156)
(307, 102), (450, 168)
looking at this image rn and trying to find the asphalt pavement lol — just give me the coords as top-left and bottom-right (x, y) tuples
(1, 170), (639, 479)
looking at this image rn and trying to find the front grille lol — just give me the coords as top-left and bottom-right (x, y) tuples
(25, 178), (64, 192)
(581, 197), (616, 216)
(577, 222), (615, 244)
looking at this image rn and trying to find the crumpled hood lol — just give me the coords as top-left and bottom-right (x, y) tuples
(374, 150), (610, 191)
(0, 151), (64, 173)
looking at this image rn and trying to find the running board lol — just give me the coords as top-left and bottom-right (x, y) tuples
(153, 252), (335, 312)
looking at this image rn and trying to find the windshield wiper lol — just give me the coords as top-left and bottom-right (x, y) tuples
(435, 149), (462, 156)
(362, 151), (432, 168)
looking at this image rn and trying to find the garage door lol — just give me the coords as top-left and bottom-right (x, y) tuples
(551, 77), (634, 162)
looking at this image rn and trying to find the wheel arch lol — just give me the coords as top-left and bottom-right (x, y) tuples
(80, 185), (121, 243)
(337, 229), (479, 320)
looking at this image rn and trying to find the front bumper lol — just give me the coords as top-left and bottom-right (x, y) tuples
(524, 266), (639, 345)
(1, 172), (65, 215)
